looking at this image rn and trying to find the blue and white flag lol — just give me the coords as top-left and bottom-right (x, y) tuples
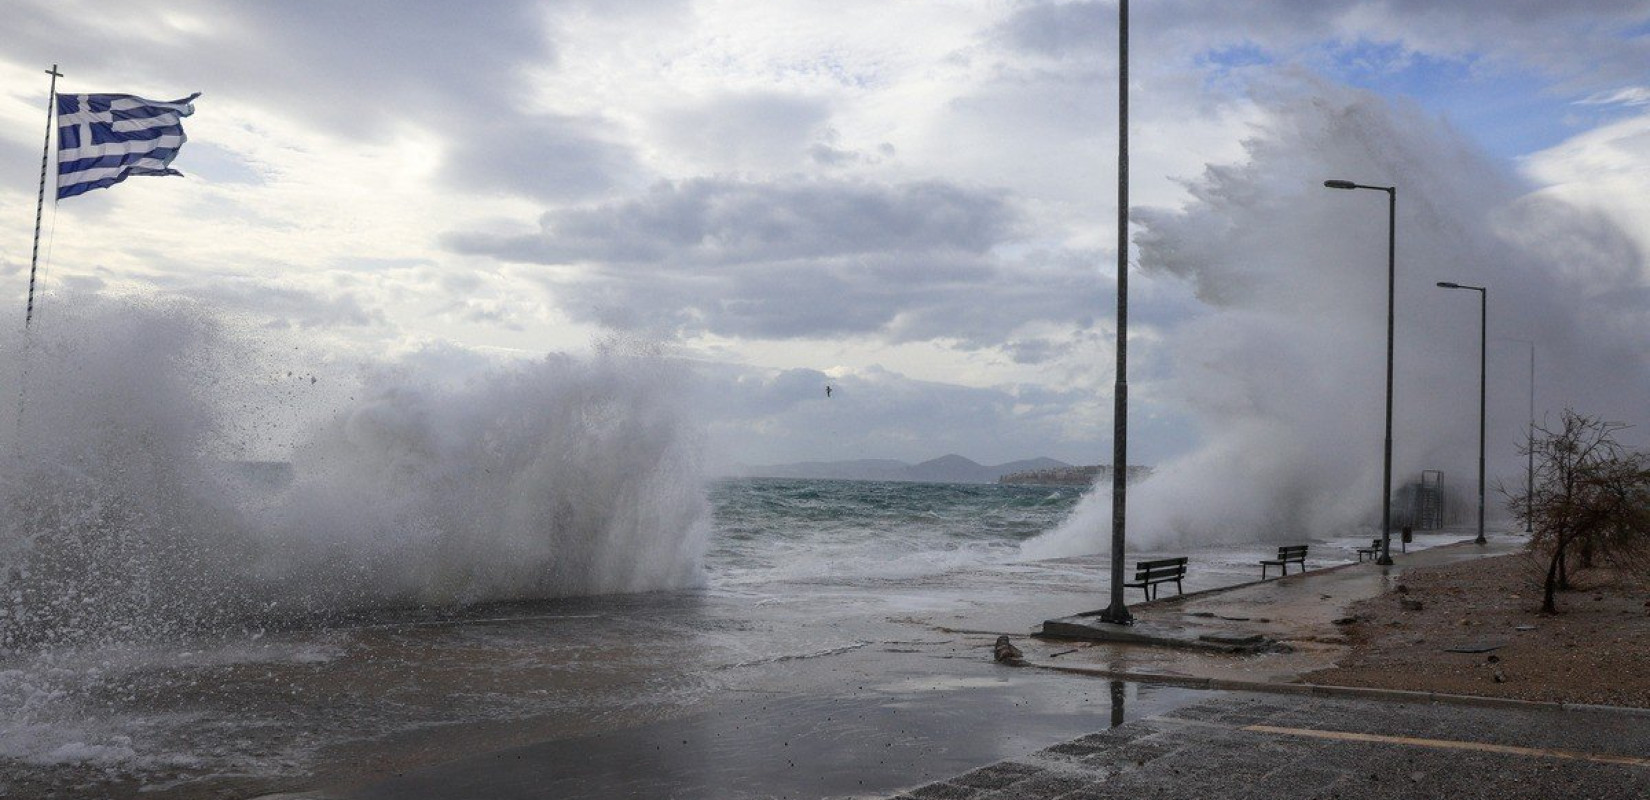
(55, 92), (199, 200)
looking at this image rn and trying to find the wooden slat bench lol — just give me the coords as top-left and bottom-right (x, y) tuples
(1123, 557), (1187, 601)
(1260, 545), (1308, 579)
(1355, 538), (1382, 562)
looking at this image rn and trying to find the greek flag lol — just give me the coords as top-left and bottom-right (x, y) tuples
(55, 92), (199, 200)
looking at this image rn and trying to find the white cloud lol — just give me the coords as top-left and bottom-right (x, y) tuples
(1579, 86), (1650, 106)
(2, 0), (1648, 469)
(1520, 110), (1650, 264)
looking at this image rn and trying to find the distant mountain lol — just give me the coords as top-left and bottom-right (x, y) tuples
(998, 464), (1153, 487)
(732, 455), (1074, 484)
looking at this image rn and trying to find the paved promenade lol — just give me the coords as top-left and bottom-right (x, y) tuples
(890, 691), (1650, 799)
(1040, 537), (1522, 660)
(890, 537), (1650, 799)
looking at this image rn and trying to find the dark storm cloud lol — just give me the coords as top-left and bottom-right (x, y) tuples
(453, 178), (1011, 265)
(445, 177), (1109, 342)
(438, 113), (638, 201)
(3, 1), (547, 131)
(2, 0), (648, 202)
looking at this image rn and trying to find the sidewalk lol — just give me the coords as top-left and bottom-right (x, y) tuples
(883, 537), (1650, 799)
(886, 690), (1650, 800)
(1030, 536), (1523, 686)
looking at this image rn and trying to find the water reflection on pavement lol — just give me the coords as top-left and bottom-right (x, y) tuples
(342, 672), (1200, 800)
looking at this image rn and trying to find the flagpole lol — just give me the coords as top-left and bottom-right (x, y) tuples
(27, 65), (62, 328)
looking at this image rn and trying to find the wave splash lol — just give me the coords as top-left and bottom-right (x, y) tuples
(0, 297), (709, 653)
(1026, 83), (1650, 558)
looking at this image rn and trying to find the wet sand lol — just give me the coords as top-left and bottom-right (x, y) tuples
(1304, 550), (1650, 707)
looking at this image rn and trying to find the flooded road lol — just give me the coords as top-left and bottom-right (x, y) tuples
(4, 534), (1459, 798)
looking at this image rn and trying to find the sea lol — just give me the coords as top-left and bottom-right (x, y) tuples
(0, 473), (1470, 799)
(705, 478), (1086, 586)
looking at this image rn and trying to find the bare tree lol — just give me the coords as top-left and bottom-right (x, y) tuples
(1507, 410), (1650, 614)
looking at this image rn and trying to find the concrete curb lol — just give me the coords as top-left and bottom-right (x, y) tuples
(1023, 661), (1650, 718)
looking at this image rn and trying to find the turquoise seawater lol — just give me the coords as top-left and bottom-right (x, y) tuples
(704, 478), (1086, 586)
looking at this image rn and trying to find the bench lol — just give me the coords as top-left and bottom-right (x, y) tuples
(1123, 557), (1187, 601)
(1355, 538), (1382, 562)
(1260, 545), (1308, 579)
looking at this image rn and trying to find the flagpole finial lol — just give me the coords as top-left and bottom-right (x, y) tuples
(46, 64), (62, 78)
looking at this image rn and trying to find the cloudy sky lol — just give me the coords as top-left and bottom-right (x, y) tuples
(2, 1), (1647, 475)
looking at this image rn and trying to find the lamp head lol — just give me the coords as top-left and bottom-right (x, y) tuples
(1323, 179), (1358, 189)
(1437, 281), (1461, 288)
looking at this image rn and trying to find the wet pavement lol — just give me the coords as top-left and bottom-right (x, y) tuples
(883, 532), (1650, 799)
(1030, 536), (1525, 685)
(316, 531), (1613, 800)
(2, 541), (1245, 799)
(889, 691), (1650, 799)
(335, 670), (1205, 800)
(12, 529), (1597, 799)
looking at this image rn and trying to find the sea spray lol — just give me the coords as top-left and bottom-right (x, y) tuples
(0, 297), (248, 652)
(262, 336), (710, 611)
(1025, 83), (1650, 558)
(0, 297), (710, 654)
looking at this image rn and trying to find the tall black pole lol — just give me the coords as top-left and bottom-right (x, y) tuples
(1100, 0), (1132, 625)
(1378, 187), (1395, 565)
(1438, 281), (1489, 544)
(1325, 180), (1398, 562)
(28, 65), (62, 328)
(1475, 288), (1487, 545)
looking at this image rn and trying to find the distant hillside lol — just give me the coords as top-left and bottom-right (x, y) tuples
(733, 455), (1073, 484)
(998, 464), (1153, 487)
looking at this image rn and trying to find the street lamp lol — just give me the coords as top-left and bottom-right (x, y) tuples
(1437, 281), (1487, 545)
(1099, 0), (1133, 625)
(1323, 179), (1397, 566)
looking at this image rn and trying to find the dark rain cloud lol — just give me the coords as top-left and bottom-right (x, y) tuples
(444, 176), (1114, 343)
(438, 113), (639, 201)
(454, 178), (1011, 265)
(1, 0), (654, 202)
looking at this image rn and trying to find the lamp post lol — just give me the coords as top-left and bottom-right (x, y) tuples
(1323, 179), (1397, 565)
(1437, 281), (1487, 545)
(1099, 0), (1133, 625)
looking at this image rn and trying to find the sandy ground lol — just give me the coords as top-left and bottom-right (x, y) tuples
(1303, 550), (1650, 708)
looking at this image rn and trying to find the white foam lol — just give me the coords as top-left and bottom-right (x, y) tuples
(0, 297), (711, 654)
